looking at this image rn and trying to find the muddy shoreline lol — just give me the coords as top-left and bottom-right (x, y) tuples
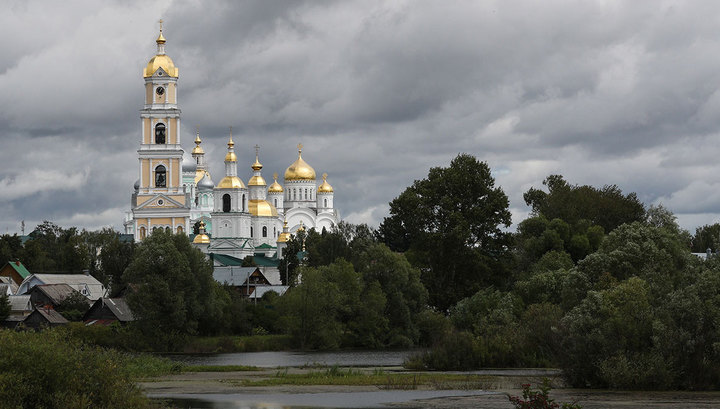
(140, 367), (720, 408)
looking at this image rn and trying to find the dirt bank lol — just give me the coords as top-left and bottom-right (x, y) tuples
(139, 367), (720, 408)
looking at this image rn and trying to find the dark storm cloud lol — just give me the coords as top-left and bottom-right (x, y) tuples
(4, 0), (720, 233)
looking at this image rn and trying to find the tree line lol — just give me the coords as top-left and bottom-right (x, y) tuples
(3, 153), (720, 390)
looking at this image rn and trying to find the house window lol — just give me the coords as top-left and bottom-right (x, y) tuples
(223, 194), (231, 212)
(262, 226), (267, 237)
(155, 123), (166, 144)
(155, 165), (166, 187)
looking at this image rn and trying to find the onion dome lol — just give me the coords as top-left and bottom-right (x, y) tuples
(248, 200), (278, 217)
(225, 136), (237, 162)
(268, 172), (283, 193)
(197, 172), (214, 191)
(182, 153), (197, 173)
(277, 219), (291, 243)
(193, 221), (210, 244)
(318, 173), (333, 193)
(216, 176), (244, 189)
(192, 132), (204, 155)
(248, 149), (267, 186)
(143, 22), (178, 78)
(133, 179), (140, 191)
(284, 143), (316, 181)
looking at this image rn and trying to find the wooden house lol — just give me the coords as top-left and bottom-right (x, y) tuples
(22, 307), (68, 329)
(83, 298), (134, 325)
(29, 283), (87, 309)
(0, 261), (31, 286)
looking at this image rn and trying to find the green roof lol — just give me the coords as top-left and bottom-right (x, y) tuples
(256, 243), (274, 249)
(4, 261), (30, 279)
(209, 253), (245, 266)
(252, 254), (279, 267)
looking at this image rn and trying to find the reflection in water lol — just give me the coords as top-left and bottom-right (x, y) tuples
(153, 390), (494, 409)
(165, 350), (418, 368)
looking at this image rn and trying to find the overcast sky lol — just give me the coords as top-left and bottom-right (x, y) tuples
(2, 0), (720, 235)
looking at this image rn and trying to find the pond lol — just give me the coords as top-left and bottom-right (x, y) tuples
(152, 389), (496, 409)
(165, 350), (418, 368)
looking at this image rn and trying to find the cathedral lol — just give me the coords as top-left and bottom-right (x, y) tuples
(124, 25), (339, 259)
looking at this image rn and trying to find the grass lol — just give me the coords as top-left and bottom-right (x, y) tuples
(182, 365), (259, 372)
(235, 365), (495, 390)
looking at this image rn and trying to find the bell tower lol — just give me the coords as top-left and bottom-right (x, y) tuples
(131, 20), (190, 241)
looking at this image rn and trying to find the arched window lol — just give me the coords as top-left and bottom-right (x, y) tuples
(305, 188), (308, 200)
(324, 198), (327, 208)
(223, 194), (231, 212)
(177, 225), (184, 234)
(274, 199), (277, 207)
(155, 165), (166, 187)
(250, 227), (254, 237)
(242, 194), (246, 211)
(139, 226), (146, 239)
(262, 226), (267, 237)
(155, 123), (166, 144)
(273, 226), (276, 237)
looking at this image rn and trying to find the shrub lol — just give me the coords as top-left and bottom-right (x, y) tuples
(508, 379), (582, 409)
(0, 329), (148, 409)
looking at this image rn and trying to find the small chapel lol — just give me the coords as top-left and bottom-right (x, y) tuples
(123, 24), (339, 260)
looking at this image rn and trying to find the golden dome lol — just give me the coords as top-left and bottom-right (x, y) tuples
(268, 172), (283, 193)
(248, 199), (278, 217)
(193, 221), (210, 244)
(193, 233), (210, 244)
(225, 135), (236, 161)
(277, 220), (291, 243)
(284, 143), (316, 181)
(251, 150), (263, 171)
(194, 169), (210, 184)
(318, 173), (333, 193)
(192, 132), (204, 154)
(217, 176), (245, 189)
(248, 175), (267, 186)
(143, 54), (178, 78)
(144, 22), (178, 78)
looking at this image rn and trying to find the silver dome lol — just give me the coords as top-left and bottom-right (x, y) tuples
(133, 179), (140, 191)
(197, 172), (214, 191)
(182, 153), (197, 173)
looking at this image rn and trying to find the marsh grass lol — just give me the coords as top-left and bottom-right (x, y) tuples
(237, 365), (496, 389)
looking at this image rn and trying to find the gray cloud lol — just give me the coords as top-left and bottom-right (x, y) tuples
(3, 1), (720, 235)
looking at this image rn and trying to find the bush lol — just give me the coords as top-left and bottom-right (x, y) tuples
(509, 379), (582, 409)
(405, 331), (482, 370)
(0, 329), (148, 409)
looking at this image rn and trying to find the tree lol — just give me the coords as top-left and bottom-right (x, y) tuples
(99, 234), (135, 297)
(378, 154), (513, 310)
(524, 175), (645, 233)
(0, 293), (10, 321)
(692, 223), (720, 253)
(122, 229), (224, 350)
(56, 291), (91, 321)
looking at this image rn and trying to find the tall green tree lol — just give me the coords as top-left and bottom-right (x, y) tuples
(378, 154), (512, 311)
(122, 230), (224, 350)
(524, 175), (645, 233)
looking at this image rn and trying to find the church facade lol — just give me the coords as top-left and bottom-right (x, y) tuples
(124, 26), (339, 259)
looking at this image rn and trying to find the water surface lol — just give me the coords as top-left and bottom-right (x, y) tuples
(166, 350), (417, 368)
(152, 389), (495, 408)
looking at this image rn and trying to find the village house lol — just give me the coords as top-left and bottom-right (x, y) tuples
(83, 298), (134, 326)
(0, 261), (31, 286)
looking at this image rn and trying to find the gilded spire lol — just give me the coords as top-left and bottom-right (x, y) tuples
(156, 19), (166, 46)
(225, 127), (237, 162)
(192, 128), (204, 154)
(252, 144), (262, 170)
(268, 171), (283, 193)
